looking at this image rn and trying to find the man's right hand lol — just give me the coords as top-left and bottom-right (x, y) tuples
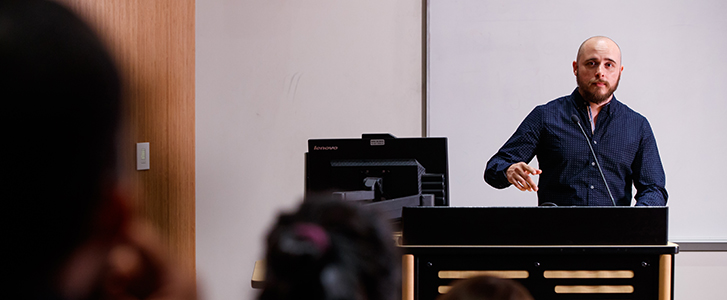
(506, 162), (542, 192)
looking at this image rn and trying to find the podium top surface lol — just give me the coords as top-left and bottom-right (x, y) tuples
(401, 206), (668, 246)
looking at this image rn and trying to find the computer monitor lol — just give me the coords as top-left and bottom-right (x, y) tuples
(305, 134), (449, 207)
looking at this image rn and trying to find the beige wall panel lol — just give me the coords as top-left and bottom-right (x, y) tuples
(56, 0), (196, 276)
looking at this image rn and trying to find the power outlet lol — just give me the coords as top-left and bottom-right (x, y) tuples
(136, 142), (150, 170)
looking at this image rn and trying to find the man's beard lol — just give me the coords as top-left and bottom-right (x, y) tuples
(578, 74), (620, 105)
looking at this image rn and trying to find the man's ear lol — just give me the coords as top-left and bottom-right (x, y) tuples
(573, 61), (578, 76)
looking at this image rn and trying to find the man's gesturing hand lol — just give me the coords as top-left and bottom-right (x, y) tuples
(506, 162), (542, 192)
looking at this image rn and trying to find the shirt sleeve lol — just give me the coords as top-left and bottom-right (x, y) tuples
(484, 107), (543, 189)
(632, 118), (668, 206)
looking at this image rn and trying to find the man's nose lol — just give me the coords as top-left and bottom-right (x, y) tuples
(595, 64), (605, 78)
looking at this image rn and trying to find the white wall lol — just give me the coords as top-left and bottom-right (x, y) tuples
(196, 1), (422, 299)
(675, 252), (727, 299)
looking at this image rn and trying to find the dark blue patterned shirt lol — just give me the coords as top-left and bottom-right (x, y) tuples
(485, 88), (668, 206)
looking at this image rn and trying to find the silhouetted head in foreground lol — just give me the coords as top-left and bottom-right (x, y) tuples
(437, 276), (534, 300)
(260, 198), (401, 300)
(2, 0), (121, 296)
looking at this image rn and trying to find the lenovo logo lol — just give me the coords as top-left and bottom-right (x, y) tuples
(313, 145), (338, 151)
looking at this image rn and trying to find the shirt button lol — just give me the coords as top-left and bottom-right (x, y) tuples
(590, 185), (595, 189)
(591, 162), (596, 166)
(593, 140), (598, 145)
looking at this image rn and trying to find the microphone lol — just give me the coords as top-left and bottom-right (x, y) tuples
(570, 114), (616, 206)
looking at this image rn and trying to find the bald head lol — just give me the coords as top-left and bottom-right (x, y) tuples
(573, 36), (624, 104)
(577, 36), (622, 64)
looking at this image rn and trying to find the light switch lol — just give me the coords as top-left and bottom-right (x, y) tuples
(137, 142), (150, 170)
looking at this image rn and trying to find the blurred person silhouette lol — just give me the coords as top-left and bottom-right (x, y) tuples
(1, 0), (196, 299)
(259, 198), (401, 300)
(437, 276), (533, 300)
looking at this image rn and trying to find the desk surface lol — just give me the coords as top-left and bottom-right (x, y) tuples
(401, 242), (680, 255)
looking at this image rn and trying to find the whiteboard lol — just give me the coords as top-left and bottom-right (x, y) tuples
(427, 0), (727, 242)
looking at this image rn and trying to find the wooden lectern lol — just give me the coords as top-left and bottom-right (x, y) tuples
(399, 206), (677, 300)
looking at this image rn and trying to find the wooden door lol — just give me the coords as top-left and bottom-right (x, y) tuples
(56, 0), (196, 277)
